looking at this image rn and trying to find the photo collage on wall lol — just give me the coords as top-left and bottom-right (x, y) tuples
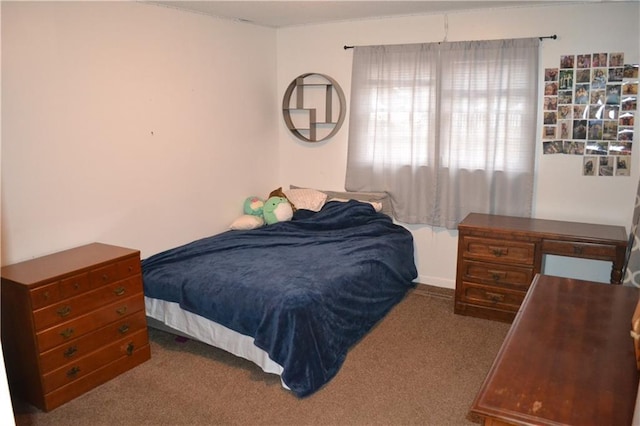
(543, 52), (638, 176)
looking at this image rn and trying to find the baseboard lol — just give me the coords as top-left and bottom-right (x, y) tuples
(415, 274), (455, 290)
(412, 282), (454, 300)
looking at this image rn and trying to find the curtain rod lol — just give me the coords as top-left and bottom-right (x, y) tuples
(343, 34), (557, 50)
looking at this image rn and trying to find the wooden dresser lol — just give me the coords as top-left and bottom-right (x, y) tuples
(471, 274), (639, 426)
(1, 243), (151, 411)
(455, 213), (628, 322)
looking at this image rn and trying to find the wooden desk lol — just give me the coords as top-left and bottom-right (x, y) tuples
(470, 274), (639, 426)
(455, 213), (628, 322)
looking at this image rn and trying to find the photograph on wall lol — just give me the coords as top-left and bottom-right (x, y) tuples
(543, 140), (563, 154)
(593, 53), (608, 67)
(622, 81), (638, 95)
(622, 95), (638, 112)
(624, 64), (639, 78)
(542, 126), (556, 140)
(559, 69), (574, 89)
(560, 55), (575, 68)
(586, 141), (608, 155)
(583, 156), (596, 175)
(610, 141), (632, 155)
(558, 120), (572, 139)
(542, 52), (638, 177)
(616, 156), (631, 176)
(598, 156), (614, 176)
(620, 111), (635, 126)
(564, 141), (584, 154)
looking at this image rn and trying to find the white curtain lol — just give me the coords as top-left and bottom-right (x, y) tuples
(346, 38), (539, 229)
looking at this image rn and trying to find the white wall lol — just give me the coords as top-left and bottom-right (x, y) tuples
(277, 2), (640, 287)
(1, 2), (278, 264)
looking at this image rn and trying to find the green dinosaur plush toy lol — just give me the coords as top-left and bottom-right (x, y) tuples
(263, 196), (293, 225)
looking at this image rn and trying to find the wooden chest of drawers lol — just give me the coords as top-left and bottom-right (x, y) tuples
(454, 213), (628, 323)
(1, 243), (151, 411)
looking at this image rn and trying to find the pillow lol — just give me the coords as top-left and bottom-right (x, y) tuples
(229, 214), (264, 230)
(284, 188), (328, 212)
(290, 185), (393, 217)
(328, 197), (383, 212)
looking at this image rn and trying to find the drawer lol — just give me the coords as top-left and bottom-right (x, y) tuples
(39, 310), (148, 374)
(59, 272), (90, 299)
(459, 282), (526, 311)
(29, 272), (93, 310)
(542, 240), (617, 260)
(33, 276), (143, 331)
(118, 257), (141, 278)
(30, 281), (61, 310)
(36, 294), (144, 353)
(89, 263), (120, 288)
(42, 329), (149, 394)
(461, 260), (534, 290)
(462, 236), (535, 266)
(88, 256), (141, 289)
(43, 343), (151, 412)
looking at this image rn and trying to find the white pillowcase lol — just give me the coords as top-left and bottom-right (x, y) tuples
(229, 215), (264, 230)
(284, 188), (328, 212)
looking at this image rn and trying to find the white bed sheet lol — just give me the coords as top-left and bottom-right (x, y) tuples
(144, 296), (286, 384)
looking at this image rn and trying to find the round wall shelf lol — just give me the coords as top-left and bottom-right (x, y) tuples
(282, 73), (346, 142)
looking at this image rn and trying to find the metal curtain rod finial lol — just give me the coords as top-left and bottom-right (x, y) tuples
(344, 45), (354, 50)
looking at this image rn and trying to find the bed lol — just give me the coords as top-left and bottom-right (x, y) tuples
(141, 191), (417, 397)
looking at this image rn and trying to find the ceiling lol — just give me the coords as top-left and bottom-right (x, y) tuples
(145, 1), (584, 28)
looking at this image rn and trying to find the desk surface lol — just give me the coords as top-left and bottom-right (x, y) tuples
(471, 274), (639, 426)
(459, 213), (628, 244)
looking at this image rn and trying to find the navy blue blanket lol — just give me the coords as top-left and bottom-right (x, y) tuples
(142, 200), (417, 397)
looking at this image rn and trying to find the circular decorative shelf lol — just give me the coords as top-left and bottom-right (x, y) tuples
(282, 73), (346, 142)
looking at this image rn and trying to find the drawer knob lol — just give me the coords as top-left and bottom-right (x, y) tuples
(126, 343), (135, 356)
(490, 247), (508, 257)
(488, 270), (506, 281)
(63, 346), (78, 358)
(114, 286), (126, 296)
(573, 245), (584, 254)
(118, 324), (130, 334)
(66, 366), (80, 378)
(486, 292), (505, 303)
(56, 305), (72, 317)
(116, 306), (128, 316)
(60, 328), (75, 339)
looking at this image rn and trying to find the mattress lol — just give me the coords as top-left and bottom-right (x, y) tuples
(145, 296), (287, 385)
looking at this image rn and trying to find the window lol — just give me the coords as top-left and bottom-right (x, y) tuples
(346, 39), (539, 229)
